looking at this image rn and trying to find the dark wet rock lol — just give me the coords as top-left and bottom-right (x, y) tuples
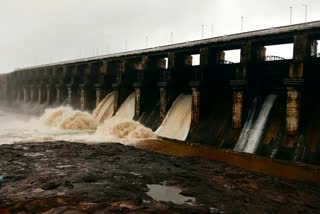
(0, 141), (319, 213)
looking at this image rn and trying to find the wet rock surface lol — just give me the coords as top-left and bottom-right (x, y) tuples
(0, 142), (319, 213)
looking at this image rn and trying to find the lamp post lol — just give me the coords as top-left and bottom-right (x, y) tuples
(290, 6), (293, 24)
(241, 16), (244, 32)
(302, 4), (308, 22)
(202, 25), (204, 39)
(211, 24), (213, 37)
(170, 32), (173, 44)
(146, 36), (148, 48)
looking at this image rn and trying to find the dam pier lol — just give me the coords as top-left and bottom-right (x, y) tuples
(1, 21), (320, 164)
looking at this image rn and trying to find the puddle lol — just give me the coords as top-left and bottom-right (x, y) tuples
(146, 184), (195, 205)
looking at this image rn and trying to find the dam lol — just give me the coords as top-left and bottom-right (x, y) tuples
(1, 21), (320, 166)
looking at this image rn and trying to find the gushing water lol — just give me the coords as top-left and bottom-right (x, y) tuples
(234, 98), (258, 152)
(234, 94), (278, 154)
(95, 92), (155, 142)
(0, 92), (155, 145)
(41, 106), (97, 130)
(96, 118), (156, 141)
(92, 92), (114, 123)
(155, 94), (192, 141)
(0, 106), (92, 144)
(0, 92), (193, 145)
(115, 93), (135, 120)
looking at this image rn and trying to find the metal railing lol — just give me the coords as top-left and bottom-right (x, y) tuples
(266, 55), (286, 61)
(217, 60), (235, 64)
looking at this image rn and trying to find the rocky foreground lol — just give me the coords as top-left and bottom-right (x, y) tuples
(0, 142), (319, 213)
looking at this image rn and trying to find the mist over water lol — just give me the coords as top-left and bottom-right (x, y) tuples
(41, 106), (97, 130)
(0, 106), (92, 144)
(0, 94), (156, 145)
(0, 92), (194, 145)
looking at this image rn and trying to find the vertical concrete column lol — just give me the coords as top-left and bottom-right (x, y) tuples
(23, 87), (28, 103)
(113, 61), (125, 115)
(19, 88), (23, 102)
(232, 91), (243, 129)
(113, 88), (119, 115)
(160, 87), (168, 123)
(133, 58), (146, 120)
(239, 43), (266, 78)
(189, 48), (209, 128)
(200, 48), (209, 65)
(79, 64), (92, 111)
(284, 35), (314, 143)
(1, 75), (8, 101)
(30, 86), (35, 103)
(216, 51), (226, 63)
(191, 87), (200, 129)
(168, 53), (175, 70)
(95, 61), (108, 108)
(16, 88), (21, 103)
(230, 44), (249, 129)
(67, 86), (72, 106)
(184, 55), (193, 66)
(0, 78), (3, 100)
(38, 87), (42, 104)
(137, 57), (146, 82)
(231, 43), (265, 129)
(116, 61), (125, 84)
(166, 52), (175, 80)
(157, 59), (167, 82)
(56, 86), (61, 105)
(134, 87), (141, 120)
(80, 85), (87, 111)
(38, 86), (46, 105)
(159, 53), (175, 123)
(55, 85), (63, 105)
(286, 88), (300, 135)
(95, 87), (102, 108)
(46, 85), (52, 105)
(20, 88), (23, 102)
(4, 84), (8, 101)
(184, 53), (199, 128)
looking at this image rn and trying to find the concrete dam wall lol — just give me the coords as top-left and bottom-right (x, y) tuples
(1, 21), (320, 165)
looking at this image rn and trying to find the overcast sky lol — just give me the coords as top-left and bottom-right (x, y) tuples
(0, 0), (319, 73)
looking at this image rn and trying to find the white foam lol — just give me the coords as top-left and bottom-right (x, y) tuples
(0, 93), (156, 145)
(96, 117), (156, 141)
(40, 106), (97, 130)
(234, 94), (278, 154)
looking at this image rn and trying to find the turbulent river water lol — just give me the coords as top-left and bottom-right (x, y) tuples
(0, 92), (193, 146)
(0, 103), (155, 145)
